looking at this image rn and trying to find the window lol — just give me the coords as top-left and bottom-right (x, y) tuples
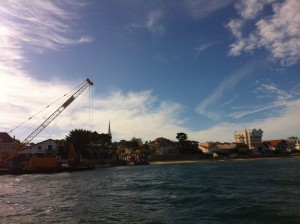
(48, 145), (53, 151)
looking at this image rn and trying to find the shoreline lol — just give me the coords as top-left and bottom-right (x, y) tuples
(150, 160), (205, 165)
(149, 155), (300, 165)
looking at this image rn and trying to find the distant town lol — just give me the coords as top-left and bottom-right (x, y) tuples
(1, 123), (299, 168)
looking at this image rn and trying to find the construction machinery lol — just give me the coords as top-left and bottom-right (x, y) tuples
(1, 78), (93, 171)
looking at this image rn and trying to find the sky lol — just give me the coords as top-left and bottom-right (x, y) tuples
(1, 0), (300, 144)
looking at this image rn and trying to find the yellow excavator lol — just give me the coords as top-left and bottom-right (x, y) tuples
(2, 78), (93, 170)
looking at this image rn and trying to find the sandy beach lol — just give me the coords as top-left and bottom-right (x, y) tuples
(149, 155), (300, 165)
(149, 160), (206, 165)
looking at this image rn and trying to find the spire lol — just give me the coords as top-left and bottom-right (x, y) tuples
(108, 121), (112, 138)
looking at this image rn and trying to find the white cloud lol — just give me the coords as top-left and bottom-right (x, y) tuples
(235, 0), (275, 20)
(226, 19), (244, 39)
(228, 0), (300, 66)
(146, 10), (164, 36)
(79, 36), (94, 43)
(185, 0), (233, 18)
(0, 0), (93, 67)
(130, 9), (165, 36)
(91, 90), (186, 141)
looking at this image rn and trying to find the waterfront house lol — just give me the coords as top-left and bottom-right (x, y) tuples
(199, 142), (250, 158)
(19, 139), (58, 156)
(262, 139), (290, 152)
(235, 143), (250, 152)
(199, 142), (218, 153)
(148, 137), (177, 155)
(199, 142), (240, 153)
(217, 143), (236, 152)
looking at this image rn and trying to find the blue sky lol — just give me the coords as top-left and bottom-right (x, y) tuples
(1, 0), (300, 143)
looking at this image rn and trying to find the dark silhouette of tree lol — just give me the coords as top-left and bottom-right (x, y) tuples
(176, 132), (188, 142)
(140, 141), (151, 160)
(287, 136), (299, 143)
(65, 129), (111, 158)
(97, 133), (112, 145)
(175, 132), (200, 154)
(118, 139), (139, 149)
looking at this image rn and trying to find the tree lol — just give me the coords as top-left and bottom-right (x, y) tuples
(176, 132), (188, 142)
(65, 129), (112, 158)
(287, 136), (299, 143)
(141, 141), (151, 159)
(97, 133), (112, 145)
(175, 132), (201, 154)
(65, 129), (91, 158)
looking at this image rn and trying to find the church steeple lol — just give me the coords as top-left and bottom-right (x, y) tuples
(108, 121), (112, 141)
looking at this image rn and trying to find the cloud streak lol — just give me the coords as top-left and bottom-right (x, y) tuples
(228, 81), (295, 119)
(194, 41), (219, 58)
(0, 0), (93, 68)
(196, 62), (256, 119)
(185, 0), (233, 18)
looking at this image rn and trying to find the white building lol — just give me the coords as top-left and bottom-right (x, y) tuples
(234, 128), (263, 150)
(20, 139), (58, 155)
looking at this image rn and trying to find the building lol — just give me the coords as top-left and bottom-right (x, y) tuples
(0, 132), (16, 162)
(234, 128), (263, 150)
(198, 142), (218, 153)
(0, 132), (15, 152)
(262, 139), (290, 152)
(19, 139), (59, 155)
(199, 142), (249, 154)
(148, 137), (177, 155)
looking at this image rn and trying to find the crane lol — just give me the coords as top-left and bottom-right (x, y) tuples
(5, 78), (93, 162)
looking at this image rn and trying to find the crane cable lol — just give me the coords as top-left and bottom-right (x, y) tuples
(44, 82), (93, 140)
(9, 80), (86, 133)
(45, 88), (90, 140)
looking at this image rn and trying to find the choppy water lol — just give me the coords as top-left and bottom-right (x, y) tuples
(1, 157), (300, 224)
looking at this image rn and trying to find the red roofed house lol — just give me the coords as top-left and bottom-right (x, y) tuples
(262, 139), (289, 152)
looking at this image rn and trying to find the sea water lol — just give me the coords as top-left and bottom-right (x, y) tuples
(1, 157), (300, 223)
